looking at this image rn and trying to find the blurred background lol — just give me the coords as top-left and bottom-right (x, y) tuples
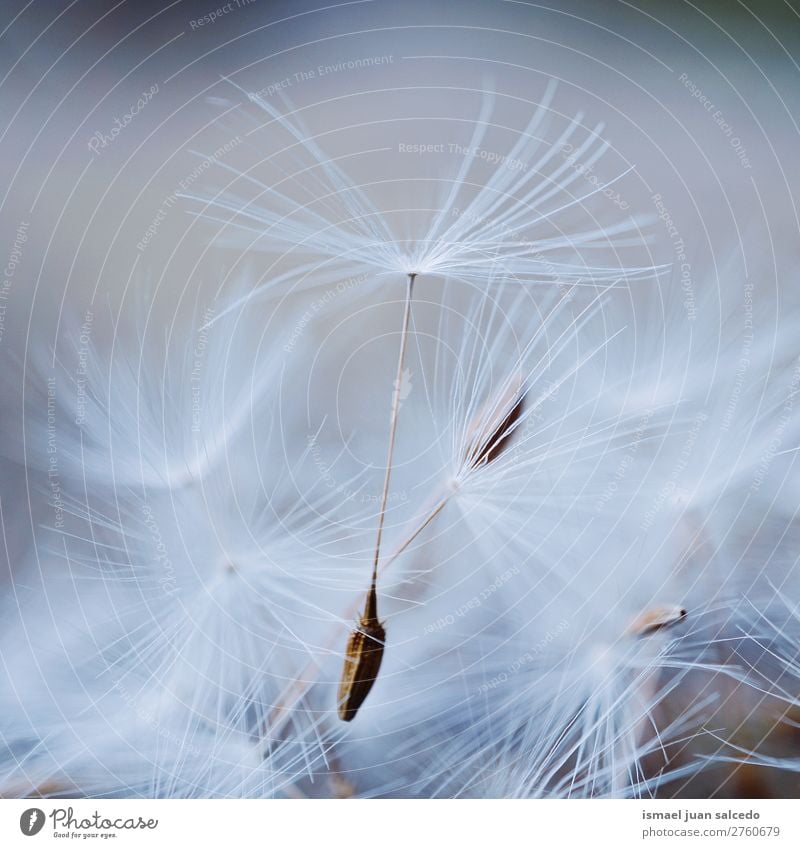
(1, 0), (799, 797)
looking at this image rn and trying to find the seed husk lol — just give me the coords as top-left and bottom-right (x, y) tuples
(465, 374), (526, 469)
(337, 274), (415, 722)
(627, 604), (687, 638)
(337, 587), (386, 722)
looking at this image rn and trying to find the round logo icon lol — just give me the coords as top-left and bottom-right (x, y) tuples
(20, 809), (46, 836)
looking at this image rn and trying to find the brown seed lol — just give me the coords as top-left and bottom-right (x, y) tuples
(465, 375), (526, 469)
(337, 590), (386, 722)
(336, 273), (415, 722)
(627, 604), (687, 638)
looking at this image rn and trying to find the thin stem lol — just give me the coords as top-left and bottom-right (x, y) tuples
(265, 370), (520, 737)
(382, 493), (451, 570)
(365, 272), (416, 621)
(264, 274), (419, 741)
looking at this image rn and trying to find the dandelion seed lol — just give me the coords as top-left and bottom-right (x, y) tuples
(273, 281), (674, 734)
(380, 369), (529, 568)
(181, 80), (664, 331)
(337, 272), (416, 720)
(337, 591), (387, 722)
